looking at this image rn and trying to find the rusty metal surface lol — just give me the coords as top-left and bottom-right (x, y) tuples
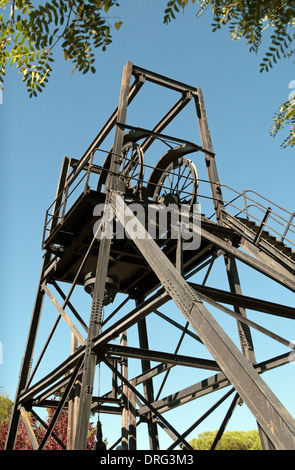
(6, 61), (295, 451)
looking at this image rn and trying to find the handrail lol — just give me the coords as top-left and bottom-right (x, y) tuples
(218, 185), (295, 250)
(41, 153), (295, 255)
(221, 185), (295, 223)
(244, 188), (294, 218)
(42, 148), (105, 248)
(43, 170), (88, 242)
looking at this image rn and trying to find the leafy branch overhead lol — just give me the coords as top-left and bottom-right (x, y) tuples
(164, 1), (295, 66)
(163, 0), (295, 147)
(1, 1), (294, 147)
(0, 0), (122, 97)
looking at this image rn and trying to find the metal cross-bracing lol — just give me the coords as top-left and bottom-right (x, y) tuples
(5, 61), (295, 451)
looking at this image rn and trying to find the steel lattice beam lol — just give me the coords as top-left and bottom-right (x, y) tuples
(5, 61), (295, 452)
(113, 194), (295, 450)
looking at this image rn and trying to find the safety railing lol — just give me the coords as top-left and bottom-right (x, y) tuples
(42, 150), (102, 248)
(41, 148), (295, 256)
(217, 185), (295, 251)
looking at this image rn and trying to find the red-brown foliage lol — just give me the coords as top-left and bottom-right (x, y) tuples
(0, 408), (96, 450)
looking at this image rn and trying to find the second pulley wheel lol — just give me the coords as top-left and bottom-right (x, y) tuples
(147, 144), (199, 212)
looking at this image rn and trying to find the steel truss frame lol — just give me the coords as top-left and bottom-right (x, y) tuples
(5, 61), (295, 451)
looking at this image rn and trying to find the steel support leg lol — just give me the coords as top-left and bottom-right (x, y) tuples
(136, 299), (159, 450)
(5, 253), (51, 449)
(224, 254), (256, 364)
(6, 155), (73, 449)
(121, 331), (129, 449)
(114, 195), (295, 450)
(224, 254), (276, 448)
(73, 62), (132, 450)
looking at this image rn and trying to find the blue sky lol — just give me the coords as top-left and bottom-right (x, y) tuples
(1, 1), (295, 449)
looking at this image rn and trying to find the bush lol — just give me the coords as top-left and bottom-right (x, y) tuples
(190, 430), (262, 450)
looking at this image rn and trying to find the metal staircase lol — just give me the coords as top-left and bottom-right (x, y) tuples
(211, 186), (295, 276)
(235, 215), (294, 258)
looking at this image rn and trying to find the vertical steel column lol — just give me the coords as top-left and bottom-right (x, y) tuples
(223, 254), (270, 446)
(195, 86), (256, 361)
(195, 89), (224, 224)
(195, 91), (278, 448)
(224, 255), (256, 364)
(73, 62), (133, 450)
(136, 299), (159, 450)
(73, 229), (111, 449)
(128, 379), (137, 450)
(67, 334), (79, 449)
(225, 255), (275, 449)
(120, 331), (129, 449)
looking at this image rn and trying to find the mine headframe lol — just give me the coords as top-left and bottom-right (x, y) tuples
(5, 62), (295, 451)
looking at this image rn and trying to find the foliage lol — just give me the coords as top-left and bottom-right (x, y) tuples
(163, 0), (295, 147)
(189, 430), (262, 450)
(0, 0), (122, 97)
(1, 1), (294, 147)
(1, 409), (43, 450)
(0, 394), (96, 450)
(0, 393), (13, 424)
(163, 0), (295, 72)
(270, 95), (295, 148)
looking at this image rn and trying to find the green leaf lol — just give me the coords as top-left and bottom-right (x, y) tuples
(114, 20), (122, 30)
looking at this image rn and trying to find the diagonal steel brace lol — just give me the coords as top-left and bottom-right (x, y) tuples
(112, 193), (295, 450)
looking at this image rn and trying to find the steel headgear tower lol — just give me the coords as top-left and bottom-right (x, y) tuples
(5, 62), (295, 450)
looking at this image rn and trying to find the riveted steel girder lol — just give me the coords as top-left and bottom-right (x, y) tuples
(113, 194), (295, 450)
